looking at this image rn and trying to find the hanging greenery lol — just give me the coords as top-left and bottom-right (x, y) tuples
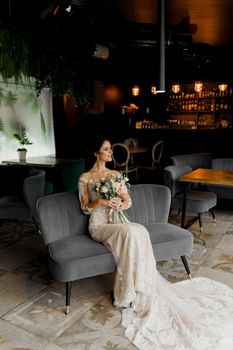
(0, 23), (30, 83)
(0, 16), (95, 112)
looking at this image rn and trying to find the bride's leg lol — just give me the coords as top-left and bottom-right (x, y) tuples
(99, 222), (156, 308)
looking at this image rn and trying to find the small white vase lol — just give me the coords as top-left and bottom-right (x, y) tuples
(17, 149), (27, 163)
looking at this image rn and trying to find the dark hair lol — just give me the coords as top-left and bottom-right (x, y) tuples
(92, 136), (110, 154)
(85, 136), (111, 168)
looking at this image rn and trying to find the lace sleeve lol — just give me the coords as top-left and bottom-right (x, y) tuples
(78, 176), (93, 215)
(119, 186), (132, 210)
(123, 194), (132, 210)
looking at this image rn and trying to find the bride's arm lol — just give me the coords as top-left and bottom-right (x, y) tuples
(119, 190), (132, 210)
(78, 175), (117, 214)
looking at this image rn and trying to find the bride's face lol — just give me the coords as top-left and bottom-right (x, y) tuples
(98, 140), (112, 162)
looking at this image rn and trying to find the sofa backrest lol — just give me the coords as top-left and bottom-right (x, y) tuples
(37, 184), (172, 245)
(212, 158), (233, 171)
(37, 191), (89, 245)
(171, 152), (212, 170)
(127, 184), (171, 224)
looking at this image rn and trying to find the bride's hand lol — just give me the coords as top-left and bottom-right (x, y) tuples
(97, 198), (122, 210)
(110, 197), (122, 210)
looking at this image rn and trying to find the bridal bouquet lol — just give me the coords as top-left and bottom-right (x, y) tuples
(90, 173), (130, 223)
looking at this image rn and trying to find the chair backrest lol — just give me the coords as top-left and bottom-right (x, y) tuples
(23, 168), (46, 218)
(112, 143), (130, 172)
(127, 184), (171, 224)
(37, 191), (88, 245)
(170, 152), (212, 170)
(152, 140), (164, 167)
(212, 158), (233, 171)
(123, 138), (139, 148)
(163, 165), (192, 197)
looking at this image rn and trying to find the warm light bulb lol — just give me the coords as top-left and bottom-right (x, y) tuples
(172, 83), (180, 94)
(131, 85), (140, 96)
(218, 83), (228, 92)
(151, 85), (157, 95)
(194, 81), (203, 93)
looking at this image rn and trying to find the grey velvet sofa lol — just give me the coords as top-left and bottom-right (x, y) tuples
(170, 153), (233, 200)
(37, 184), (193, 313)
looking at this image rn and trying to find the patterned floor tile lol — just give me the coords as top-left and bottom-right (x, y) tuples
(0, 319), (63, 350)
(13, 255), (51, 285)
(0, 243), (44, 271)
(194, 266), (233, 289)
(216, 234), (233, 251)
(202, 247), (233, 274)
(0, 204), (233, 349)
(3, 289), (96, 342)
(226, 222), (233, 235)
(0, 272), (46, 316)
(0, 218), (37, 249)
(55, 303), (137, 350)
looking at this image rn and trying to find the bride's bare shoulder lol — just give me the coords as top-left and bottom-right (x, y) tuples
(79, 168), (121, 181)
(110, 170), (121, 176)
(79, 171), (92, 181)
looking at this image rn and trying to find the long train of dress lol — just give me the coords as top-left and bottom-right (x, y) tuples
(80, 180), (233, 350)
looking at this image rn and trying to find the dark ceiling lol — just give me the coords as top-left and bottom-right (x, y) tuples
(1, 0), (233, 84)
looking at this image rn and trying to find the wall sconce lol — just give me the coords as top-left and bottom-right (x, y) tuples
(172, 83), (181, 94)
(218, 83), (228, 92)
(194, 81), (203, 93)
(131, 85), (140, 96)
(151, 85), (157, 95)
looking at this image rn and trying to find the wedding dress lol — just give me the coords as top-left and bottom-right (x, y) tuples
(79, 177), (233, 350)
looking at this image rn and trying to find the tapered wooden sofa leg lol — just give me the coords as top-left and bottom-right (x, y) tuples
(65, 281), (72, 314)
(181, 256), (192, 279)
(198, 213), (203, 232)
(210, 208), (216, 223)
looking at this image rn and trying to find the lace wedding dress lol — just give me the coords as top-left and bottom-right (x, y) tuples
(79, 177), (233, 350)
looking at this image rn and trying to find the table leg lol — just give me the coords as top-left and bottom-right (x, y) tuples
(181, 183), (188, 228)
(130, 154), (134, 164)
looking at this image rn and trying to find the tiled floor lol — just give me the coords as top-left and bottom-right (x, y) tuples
(1, 200), (233, 349)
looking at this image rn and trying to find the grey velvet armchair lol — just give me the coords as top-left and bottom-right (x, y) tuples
(164, 165), (217, 231)
(36, 184), (193, 313)
(0, 168), (45, 228)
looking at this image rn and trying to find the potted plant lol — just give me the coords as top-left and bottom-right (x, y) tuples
(13, 130), (33, 162)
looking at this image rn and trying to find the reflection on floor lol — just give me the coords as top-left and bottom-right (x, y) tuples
(0, 200), (233, 349)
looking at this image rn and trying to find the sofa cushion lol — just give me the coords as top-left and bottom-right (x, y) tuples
(48, 235), (115, 281)
(144, 222), (193, 261)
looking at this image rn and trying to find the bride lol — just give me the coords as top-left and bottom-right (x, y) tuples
(78, 137), (233, 350)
